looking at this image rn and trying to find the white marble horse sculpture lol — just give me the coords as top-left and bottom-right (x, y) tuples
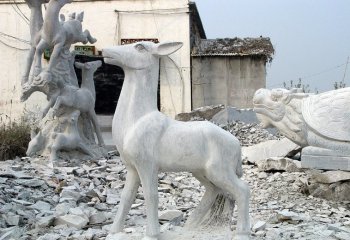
(103, 41), (250, 240)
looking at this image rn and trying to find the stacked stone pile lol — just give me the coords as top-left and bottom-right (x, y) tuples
(0, 156), (205, 240)
(0, 105), (350, 239)
(1, 155), (350, 239)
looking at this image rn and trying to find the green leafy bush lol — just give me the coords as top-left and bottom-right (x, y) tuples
(0, 117), (31, 161)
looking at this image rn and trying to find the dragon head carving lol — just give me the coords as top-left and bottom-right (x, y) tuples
(253, 88), (310, 146)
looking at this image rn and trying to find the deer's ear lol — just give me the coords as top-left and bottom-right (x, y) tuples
(77, 11), (84, 22)
(60, 14), (65, 22)
(153, 42), (183, 56)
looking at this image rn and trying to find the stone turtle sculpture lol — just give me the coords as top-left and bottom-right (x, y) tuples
(253, 87), (350, 170)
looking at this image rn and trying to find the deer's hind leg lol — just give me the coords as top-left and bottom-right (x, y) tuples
(185, 173), (220, 228)
(77, 142), (94, 157)
(33, 39), (49, 76)
(206, 167), (250, 239)
(88, 110), (105, 146)
(110, 164), (140, 234)
(22, 46), (36, 85)
(47, 42), (64, 72)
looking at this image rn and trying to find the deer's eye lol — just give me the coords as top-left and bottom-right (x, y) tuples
(135, 44), (146, 52)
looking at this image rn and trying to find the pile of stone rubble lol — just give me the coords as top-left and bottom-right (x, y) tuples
(0, 106), (349, 239)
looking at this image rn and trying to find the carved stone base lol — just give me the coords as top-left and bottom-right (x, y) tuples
(301, 147), (350, 171)
(106, 226), (235, 240)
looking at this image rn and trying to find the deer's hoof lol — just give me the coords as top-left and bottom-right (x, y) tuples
(89, 37), (97, 44)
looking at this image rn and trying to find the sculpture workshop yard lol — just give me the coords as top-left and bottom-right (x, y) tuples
(1, 0), (350, 239)
(0, 117), (350, 239)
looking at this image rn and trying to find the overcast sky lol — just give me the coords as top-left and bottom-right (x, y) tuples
(194, 0), (350, 92)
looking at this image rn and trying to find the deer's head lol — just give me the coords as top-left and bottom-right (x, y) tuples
(102, 41), (183, 70)
(75, 60), (102, 72)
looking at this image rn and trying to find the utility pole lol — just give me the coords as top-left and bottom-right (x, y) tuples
(341, 56), (349, 85)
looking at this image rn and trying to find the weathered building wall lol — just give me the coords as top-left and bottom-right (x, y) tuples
(191, 56), (266, 109)
(0, 0), (191, 121)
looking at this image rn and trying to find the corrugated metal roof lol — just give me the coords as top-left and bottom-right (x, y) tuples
(191, 37), (274, 62)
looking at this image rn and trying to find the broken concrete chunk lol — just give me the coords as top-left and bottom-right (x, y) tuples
(69, 207), (88, 219)
(89, 212), (107, 225)
(37, 233), (61, 240)
(307, 182), (350, 201)
(55, 202), (76, 216)
(54, 214), (88, 229)
(311, 171), (350, 184)
(60, 187), (81, 202)
(159, 210), (183, 224)
(106, 193), (120, 205)
(36, 215), (55, 228)
(277, 210), (302, 222)
(252, 220), (266, 232)
(334, 231), (350, 240)
(257, 157), (302, 172)
(175, 104), (224, 122)
(3, 213), (20, 226)
(30, 201), (52, 212)
(16, 178), (45, 187)
(242, 138), (301, 164)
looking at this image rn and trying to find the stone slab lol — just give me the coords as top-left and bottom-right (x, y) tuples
(311, 170), (350, 183)
(242, 138), (301, 164)
(301, 155), (350, 171)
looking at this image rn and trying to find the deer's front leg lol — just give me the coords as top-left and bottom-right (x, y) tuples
(110, 165), (140, 234)
(137, 164), (159, 240)
(22, 46), (36, 86)
(52, 96), (63, 116)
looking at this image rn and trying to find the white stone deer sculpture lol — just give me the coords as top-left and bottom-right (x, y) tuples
(103, 41), (250, 240)
(31, 0), (96, 82)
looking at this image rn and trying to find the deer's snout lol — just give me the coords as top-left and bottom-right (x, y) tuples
(102, 47), (122, 66)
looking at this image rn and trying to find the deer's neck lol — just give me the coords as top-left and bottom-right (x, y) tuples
(43, 2), (62, 36)
(113, 64), (159, 137)
(29, 6), (44, 44)
(81, 71), (96, 98)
